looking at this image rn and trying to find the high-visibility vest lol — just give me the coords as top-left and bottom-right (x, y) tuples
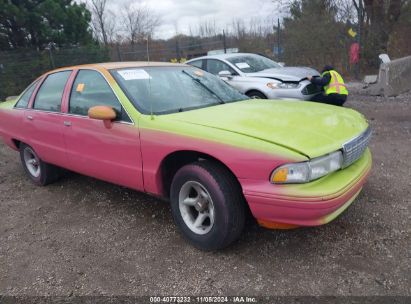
(323, 70), (348, 96)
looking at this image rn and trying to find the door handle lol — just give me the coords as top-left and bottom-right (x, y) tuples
(63, 121), (72, 126)
(26, 115), (33, 120)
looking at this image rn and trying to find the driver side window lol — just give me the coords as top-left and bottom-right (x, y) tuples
(69, 70), (130, 122)
(206, 59), (236, 76)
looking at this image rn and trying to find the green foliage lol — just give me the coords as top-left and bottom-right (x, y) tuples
(0, 0), (93, 50)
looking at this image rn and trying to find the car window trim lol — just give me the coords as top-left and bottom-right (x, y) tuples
(206, 59), (239, 76)
(66, 68), (134, 125)
(188, 59), (204, 70)
(27, 76), (46, 109)
(13, 79), (41, 109)
(31, 70), (73, 112)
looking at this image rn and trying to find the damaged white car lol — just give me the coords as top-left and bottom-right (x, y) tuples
(187, 53), (320, 100)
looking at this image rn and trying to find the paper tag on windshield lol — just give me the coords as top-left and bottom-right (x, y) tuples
(118, 69), (151, 80)
(235, 62), (250, 69)
(76, 83), (85, 92)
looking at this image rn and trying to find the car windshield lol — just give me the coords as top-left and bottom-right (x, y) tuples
(227, 55), (282, 73)
(111, 66), (248, 114)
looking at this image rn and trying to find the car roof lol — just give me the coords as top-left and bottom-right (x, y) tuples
(187, 53), (260, 62)
(49, 61), (188, 73)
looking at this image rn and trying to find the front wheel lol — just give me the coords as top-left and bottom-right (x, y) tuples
(20, 143), (62, 186)
(170, 161), (246, 251)
(246, 90), (267, 99)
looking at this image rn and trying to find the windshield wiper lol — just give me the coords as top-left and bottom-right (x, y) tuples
(182, 70), (224, 104)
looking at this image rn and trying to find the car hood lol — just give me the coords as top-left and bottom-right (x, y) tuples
(246, 67), (320, 82)
(166, 99), (368, 158)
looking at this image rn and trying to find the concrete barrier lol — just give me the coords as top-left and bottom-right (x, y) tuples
(363, 55), (411, 97)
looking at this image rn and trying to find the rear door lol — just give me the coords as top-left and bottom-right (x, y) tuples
(62, 69), (143, 190)
(24, 71), (72, 167)
(1, 80), (39, 149)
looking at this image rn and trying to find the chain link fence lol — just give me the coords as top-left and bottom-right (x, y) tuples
(1, 35), (359, 100)
(0, 46), (109, 100)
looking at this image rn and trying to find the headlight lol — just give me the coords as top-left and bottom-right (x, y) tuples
(271, 151), (343, 184)
(266, 82), (299, 89)
(266, 82), (279, 89)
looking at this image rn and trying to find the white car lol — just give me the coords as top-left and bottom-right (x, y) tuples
(186, 53), (320, 100)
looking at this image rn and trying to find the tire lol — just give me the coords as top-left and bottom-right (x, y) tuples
(170, 160), (246, 251)
(246, 90), (267, 99)
(19, 143), (62, 186)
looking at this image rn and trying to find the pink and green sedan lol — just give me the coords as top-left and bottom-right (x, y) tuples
(0, 62), (372, 250)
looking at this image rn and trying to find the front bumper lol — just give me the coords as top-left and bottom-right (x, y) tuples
(264, 80), (320, 101)
(241, 149), (372, 228)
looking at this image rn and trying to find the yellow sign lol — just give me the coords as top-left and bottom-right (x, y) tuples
(76, 83), (85, 92)
(348, 28), (357, 38)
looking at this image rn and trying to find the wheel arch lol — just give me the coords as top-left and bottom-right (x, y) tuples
(11, 139), (21, 149)
(159, 150), (242, 199)
(245, 89), (267, 98)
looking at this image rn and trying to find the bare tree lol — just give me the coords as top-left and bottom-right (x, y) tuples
(89, 0), (115, 45)
(121, 2), (160, 46)
(230, 18), (247, 39)
(351, 0), (407, 43)
(197, 19), (219, 38)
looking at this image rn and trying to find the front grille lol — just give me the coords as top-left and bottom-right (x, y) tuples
(302, 83), (320, 95)
(342, 127), (372, 168)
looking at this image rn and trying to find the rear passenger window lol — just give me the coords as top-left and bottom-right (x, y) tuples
(15, 80), (38, 108)
(69, 70), (130, 122)
(34, 71), (71, 112)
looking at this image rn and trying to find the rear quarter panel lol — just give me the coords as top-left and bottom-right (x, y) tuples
(0, 100), (25, 151)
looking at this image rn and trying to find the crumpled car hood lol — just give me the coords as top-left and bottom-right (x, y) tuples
(246, 67), (320, 82)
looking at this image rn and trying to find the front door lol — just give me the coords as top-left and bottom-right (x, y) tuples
(62, 69), (143, 191)
(205, 59), (243, 91)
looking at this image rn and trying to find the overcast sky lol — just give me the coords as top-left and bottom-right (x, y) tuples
(91, 0), (281, 39)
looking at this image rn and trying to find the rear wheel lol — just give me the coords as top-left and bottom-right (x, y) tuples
(20, 143), (62, 186)
(170, 161), (246, 251)
(246, 90), (267, 99)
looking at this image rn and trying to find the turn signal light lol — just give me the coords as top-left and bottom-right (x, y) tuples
(271, 167), (288, 183)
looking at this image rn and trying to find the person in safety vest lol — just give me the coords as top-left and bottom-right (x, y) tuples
(308, 65), (348, 106)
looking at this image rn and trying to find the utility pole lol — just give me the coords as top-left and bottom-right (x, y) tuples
(47, 42), (55, 69)
(146, 35), (150, 62)
(0, 63), (3, 101)
(116, 43), (122, 61)
(223, 30), (227, 54)
(175, 38), (180, 61)
(356, 0), (363, 79)
(277, 18), (281, 62)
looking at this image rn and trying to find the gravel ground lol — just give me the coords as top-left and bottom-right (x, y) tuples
(0, 88), (410, 297)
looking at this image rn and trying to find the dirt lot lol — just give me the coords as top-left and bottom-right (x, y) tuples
(0, 88), (410, 297)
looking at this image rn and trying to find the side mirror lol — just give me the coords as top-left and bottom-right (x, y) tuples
(88, 106), (116, 128)
(218, 70), (233, 79)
